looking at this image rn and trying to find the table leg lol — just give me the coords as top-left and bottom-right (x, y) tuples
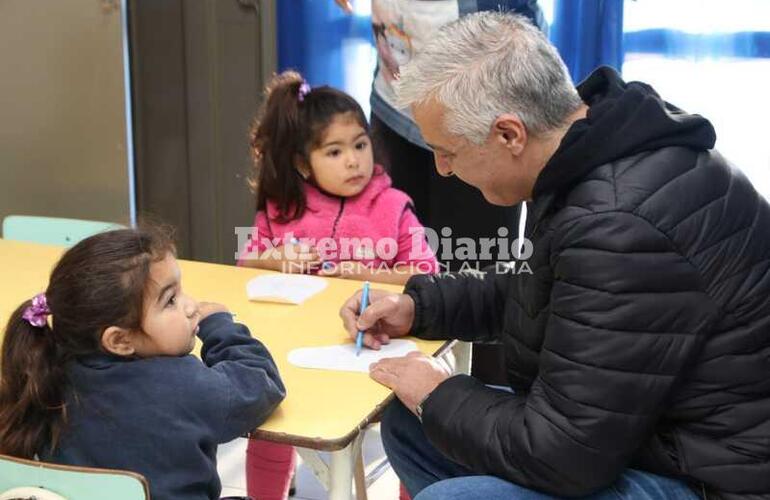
(296, 447), (331, 492)
(296, 430), (366, 500)
(354, 445), (368, 500)
(328, 431), (365, 500)
(452, 341), (472, 375)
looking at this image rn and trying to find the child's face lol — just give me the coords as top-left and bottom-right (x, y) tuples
(134, 253), (200, 358)
(307, 113), (374, 197)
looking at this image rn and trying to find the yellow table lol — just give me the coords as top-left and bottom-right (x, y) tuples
(0, 239), (460, 500)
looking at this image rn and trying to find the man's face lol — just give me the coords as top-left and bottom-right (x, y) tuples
(412, 99), (528, 206)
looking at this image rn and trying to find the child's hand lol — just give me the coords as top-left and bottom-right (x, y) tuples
(319, 262), (413, 285)
(198, 301), (230, 320)
(276, 243), (322, 274)
(317, 261), (357, 279)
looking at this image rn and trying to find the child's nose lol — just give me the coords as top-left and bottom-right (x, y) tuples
(345, 150), (358, 168)
(185, 297), (199, 318)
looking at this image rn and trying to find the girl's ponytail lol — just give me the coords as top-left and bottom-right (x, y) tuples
(250, 71), (311, 222)
(0, 297), (67, 458)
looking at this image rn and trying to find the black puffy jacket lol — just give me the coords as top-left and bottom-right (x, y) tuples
(405, 67), (770, 498)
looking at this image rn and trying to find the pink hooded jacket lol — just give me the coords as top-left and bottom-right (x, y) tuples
(242, 168), (438, 273)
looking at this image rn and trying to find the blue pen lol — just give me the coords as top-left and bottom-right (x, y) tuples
(355, 281), (370, 356)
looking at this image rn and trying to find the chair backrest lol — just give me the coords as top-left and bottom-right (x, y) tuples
(1, 216), (125, 247)
(0, 453), (149, 500)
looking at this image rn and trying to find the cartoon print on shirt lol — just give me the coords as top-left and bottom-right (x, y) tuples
(372, 3), (413, 83)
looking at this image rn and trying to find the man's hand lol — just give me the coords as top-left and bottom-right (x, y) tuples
(339, 289), (415, 349)
(370, 351), (451, 414)
(333, 0), (353, 14)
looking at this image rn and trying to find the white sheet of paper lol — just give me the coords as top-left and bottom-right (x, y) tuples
(245, 274), (328, 305)
(288, 339), (419, 373)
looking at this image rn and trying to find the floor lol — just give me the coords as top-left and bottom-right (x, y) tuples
(218, 424), (401, 500)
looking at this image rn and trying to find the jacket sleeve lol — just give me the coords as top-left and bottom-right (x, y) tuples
(419, 211), (720, 496)
(197, 312), (286, 442)
(403, 266), (511, 342)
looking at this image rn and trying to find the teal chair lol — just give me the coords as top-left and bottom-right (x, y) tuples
(1, 216), (125, 247)
(0, 453), (149, 500)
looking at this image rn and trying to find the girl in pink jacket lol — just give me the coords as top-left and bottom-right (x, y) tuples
(240, 70), (438, 284)
(240, 71), (438, 499)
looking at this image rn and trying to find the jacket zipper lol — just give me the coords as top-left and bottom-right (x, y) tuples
(331, 198), (345, 239)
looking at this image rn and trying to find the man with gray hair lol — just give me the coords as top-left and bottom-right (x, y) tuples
(340, 11), (770, 500)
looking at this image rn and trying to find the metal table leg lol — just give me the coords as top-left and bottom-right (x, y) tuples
(296, 430), (366, 500)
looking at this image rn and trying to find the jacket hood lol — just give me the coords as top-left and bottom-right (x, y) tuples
(532, 66), (717, 199)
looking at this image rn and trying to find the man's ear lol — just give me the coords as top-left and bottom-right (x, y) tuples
(492, 113), (526, 156)
(101, 326), (136, 357)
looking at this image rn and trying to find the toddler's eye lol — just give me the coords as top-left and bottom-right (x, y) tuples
(166, 295), (177, 308)
(327, 149), (341, 157)
(355, 141), (368, 150)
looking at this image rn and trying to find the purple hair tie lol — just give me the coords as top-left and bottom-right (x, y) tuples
(22, 293), (51, 328)
(298, 81), (311, 102)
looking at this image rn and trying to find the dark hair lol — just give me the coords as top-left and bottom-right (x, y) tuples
(249, 70), (370, 222)
(0, 226), (175, 458)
